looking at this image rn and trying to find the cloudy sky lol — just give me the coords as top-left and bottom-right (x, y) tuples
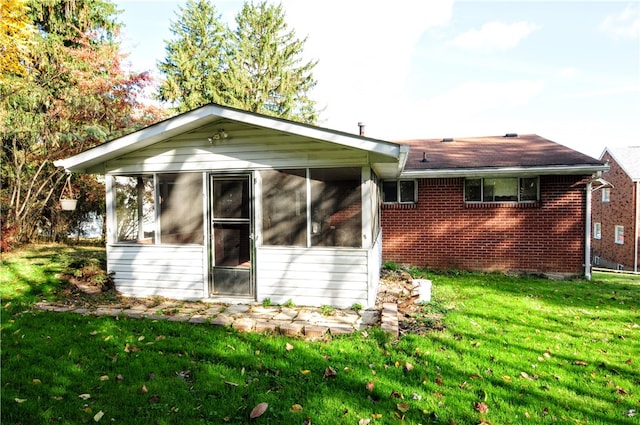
(115, 0), (640, 158)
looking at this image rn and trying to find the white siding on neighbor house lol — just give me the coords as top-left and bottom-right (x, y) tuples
(256, 247), (372, 308)
(108, 244), (206, 300)
(102, 126), (369, 174)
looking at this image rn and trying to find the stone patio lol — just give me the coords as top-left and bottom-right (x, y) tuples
(33, 300), (400, 339)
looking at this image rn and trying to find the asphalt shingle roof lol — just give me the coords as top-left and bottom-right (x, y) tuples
(604, 146), (640, 181)
(397, 134), (603, 171)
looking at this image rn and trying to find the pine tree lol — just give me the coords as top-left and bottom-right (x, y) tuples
(156, 0), (227, 113)
(222, 1), (318, 124)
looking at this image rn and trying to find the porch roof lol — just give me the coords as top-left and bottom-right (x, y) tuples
(54, 103), (408, 177)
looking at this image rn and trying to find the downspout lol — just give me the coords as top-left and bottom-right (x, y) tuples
(635, 181), (639, 273)
(585, 181), (592, 280)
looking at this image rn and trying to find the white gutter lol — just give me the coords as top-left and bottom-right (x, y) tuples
(401, 164), (608, 179)
(635, 181), (639, 273)
(585, 181), (592, 280)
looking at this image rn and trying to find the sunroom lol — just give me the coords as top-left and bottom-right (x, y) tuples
(55, 104), (408, 308)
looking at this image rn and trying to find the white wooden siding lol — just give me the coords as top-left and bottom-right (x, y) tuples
(108, 244), (206, 300)
(256, 247), (372, 308)
(103, 127), (369, 174)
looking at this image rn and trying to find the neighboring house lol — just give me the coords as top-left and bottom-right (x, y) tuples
(55, 104), (606, 307)
(591, 147), (640, 272)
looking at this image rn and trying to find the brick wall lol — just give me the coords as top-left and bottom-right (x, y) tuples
(591, 153), (639, 270)
(381, 175), (588, 274)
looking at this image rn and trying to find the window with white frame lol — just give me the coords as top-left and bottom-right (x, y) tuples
(615, 225), (624, 244)
(593, 222), (602, 239)
(602, 188), (611, 203)
(382, 180), (416, 203)
(464, 177), (539, 203)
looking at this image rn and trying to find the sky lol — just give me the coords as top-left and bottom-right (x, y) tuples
(114, 0), (640, 158)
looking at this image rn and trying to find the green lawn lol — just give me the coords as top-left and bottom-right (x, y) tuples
(1, 245), (638, 424)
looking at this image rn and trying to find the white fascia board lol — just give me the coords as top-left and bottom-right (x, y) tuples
(212, 106), (402, 158)
(400, 164), (609, 179)
(55, 104), (402, 172)
(54, 107), (218, 172)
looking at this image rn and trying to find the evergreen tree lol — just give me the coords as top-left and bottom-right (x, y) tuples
(222, 1), (318, 124)
(156, 0), (227, 113)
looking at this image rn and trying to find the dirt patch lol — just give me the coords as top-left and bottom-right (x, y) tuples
(376, 269), (445, 336)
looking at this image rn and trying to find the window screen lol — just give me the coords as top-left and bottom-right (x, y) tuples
(114, 175), (155, 243)
(158, 173), (203, 244)
(261, 169), (307, 246)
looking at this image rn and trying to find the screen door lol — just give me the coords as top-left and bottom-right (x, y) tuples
(209, 174), (253, 297)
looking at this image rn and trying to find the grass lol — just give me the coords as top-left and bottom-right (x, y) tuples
(2, 245), (639, 424)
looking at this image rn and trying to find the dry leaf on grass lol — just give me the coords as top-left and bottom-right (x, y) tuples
(93, 410), (104, 422)
(323, 367), (337, 378)
(285, 343), (294, 351)
(474, 402), (489, 413)
(250, 402), (268, 419)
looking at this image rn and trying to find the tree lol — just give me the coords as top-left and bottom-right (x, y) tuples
(1, 0), (164, 247)
(156, 0), (227, 113)
(222, 1), (318, 123)
(156, 0), (319, 123)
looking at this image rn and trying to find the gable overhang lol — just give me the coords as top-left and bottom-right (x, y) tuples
(54, 103), (404, 174)
(400, 164), (609, 179)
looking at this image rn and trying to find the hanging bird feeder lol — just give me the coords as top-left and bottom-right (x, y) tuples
(60, 175), (78, 211)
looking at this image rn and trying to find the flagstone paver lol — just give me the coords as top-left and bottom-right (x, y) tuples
(32, 297), (400, 339)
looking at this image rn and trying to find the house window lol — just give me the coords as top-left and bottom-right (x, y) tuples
(593, 222), (601, 240)
(114, 173), (204, 244)
(382, 180), (416, 203)
(114, 175), (155, 243)
(602, 188), (611, 203)
(615, 225), (624, 244)
(261, 167), (362, 248)
(464, 177), (539, 203)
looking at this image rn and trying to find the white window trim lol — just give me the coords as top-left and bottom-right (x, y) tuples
(615, 225), (624, 245)
(464, 177), (540, 203)
(383, 180), (417, 204)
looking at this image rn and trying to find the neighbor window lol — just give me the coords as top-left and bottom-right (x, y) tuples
(114, 175), (155, 243)
(602, 188), (611, 203)
(615, 225), (624, 244)
(261, 167), (362, 248)
(593, 222), (602, 240)
(114, 173), (204, 245)
(464, 177), (539, 203)
(382, 180), (416, 203)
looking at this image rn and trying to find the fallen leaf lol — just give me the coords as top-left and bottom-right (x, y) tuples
(78, 394), (91, 400)
(286, 343), (294, 351)
(574, 360), (588, 366)
(323, 367), (337, 378)
(365, 381), (375, 392)
(138, 336), (145, 341)
(397, 403), (410, 413)
(502, 375), (512, 382)
(300, 370), (310, 375)
(405, 362), (414, 371)
(93, 410), (104, 422)
(14, 398), (27, 404)
(32, 379), (41, 385)
(290, 404), (303, 412)
(359, 419), (371, 425)
(469, 373), (482, 380)
(155, 335), (166, 341)
(390, 390), (403, 399)
(250, 402), (268, 419)
(225, 381), (239, 387)
(436, 377), (444, 386)
(520, 372), (532, 380)
(141, 384), (148, 394)
(99, 375), (109, 381)
(411, 393), (422, 400)
(474, 402), (489, 413)
(625, 358), (633, 364)
(371, 413), (382, 419)
(116, 374), (124, 382)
